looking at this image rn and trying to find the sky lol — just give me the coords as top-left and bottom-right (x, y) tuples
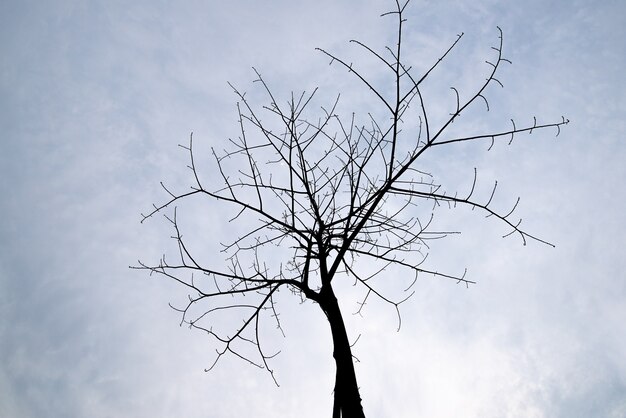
(1, 0), (625, 417)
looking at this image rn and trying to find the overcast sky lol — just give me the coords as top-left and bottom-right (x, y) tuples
(1, 0), (625, 417)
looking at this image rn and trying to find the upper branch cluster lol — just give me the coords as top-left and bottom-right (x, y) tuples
(134, 0), (568, 379)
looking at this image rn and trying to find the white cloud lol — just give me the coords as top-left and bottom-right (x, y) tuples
(1, 0), (624, 416)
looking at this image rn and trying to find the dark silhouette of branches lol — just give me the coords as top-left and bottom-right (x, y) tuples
(133, 0), (568, 416)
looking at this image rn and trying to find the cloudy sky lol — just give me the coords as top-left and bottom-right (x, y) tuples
(1, 0), (625, 417)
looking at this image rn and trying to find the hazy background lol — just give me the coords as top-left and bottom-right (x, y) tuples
(1, 0), (625, 417)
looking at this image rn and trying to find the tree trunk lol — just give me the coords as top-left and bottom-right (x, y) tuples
(319, 286), (366, 418)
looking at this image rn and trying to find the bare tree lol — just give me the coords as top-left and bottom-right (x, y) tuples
(134, 1), (568, 416)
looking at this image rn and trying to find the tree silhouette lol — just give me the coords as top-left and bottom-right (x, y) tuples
(134, 1), (568, 416)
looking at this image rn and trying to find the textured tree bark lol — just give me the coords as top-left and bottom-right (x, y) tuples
(320, 286), (366, 418)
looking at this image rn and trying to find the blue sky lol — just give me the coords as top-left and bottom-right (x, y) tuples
(1, 0), (625, 417)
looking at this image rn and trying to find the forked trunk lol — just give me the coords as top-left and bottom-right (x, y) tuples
(319, 286), (366, 418)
